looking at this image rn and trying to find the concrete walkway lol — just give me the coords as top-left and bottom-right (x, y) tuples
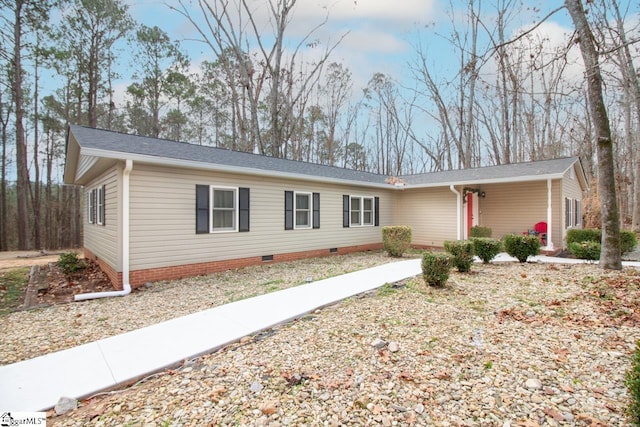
(0, 258), (422, 411)
(1, 254), (638, 411)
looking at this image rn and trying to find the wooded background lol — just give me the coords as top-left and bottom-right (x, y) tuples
(1, 0), (638, 251)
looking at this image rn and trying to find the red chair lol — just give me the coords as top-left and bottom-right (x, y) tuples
(534, 221), (547, 245)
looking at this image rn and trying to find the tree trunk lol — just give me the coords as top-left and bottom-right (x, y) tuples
(32, 33), (42, 249)
(608, 0), (640, 232)
(13, 0), (32, 250)
(565, 0), (621, 270)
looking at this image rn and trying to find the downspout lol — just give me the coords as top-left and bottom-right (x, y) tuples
(75, 160), (133, 301)
(546, 178), (554, 250)
(450, 185), (461, 240)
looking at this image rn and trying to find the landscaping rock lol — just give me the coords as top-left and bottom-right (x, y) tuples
(54, 396), (77, 415)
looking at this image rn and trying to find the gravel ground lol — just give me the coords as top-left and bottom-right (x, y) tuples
(1, 251), (396, 365)
(36, 257), (640, 426)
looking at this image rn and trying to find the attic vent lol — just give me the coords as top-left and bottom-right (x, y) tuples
(329, 248), (338, 253)
(262, 255), (274, 262)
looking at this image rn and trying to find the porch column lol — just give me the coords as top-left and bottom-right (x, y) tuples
(546, 179), (554, 250)
(449, 185), (461, 240)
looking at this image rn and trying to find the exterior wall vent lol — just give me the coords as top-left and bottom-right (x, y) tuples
(262, 255), (274, 262)
(329, 248), (338, 253)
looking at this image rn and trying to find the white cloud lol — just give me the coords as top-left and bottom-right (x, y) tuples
(295, 0), (436, 23)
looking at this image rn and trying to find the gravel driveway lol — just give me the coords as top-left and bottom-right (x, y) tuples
(23, 255), (637, 426)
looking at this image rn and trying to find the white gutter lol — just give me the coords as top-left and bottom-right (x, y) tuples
(75, 160), (133, 301)
(450, 185), (462, 240)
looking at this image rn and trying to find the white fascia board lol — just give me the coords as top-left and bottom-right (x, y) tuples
(402, 173), (565, 189)
(80, 147), (393, 190)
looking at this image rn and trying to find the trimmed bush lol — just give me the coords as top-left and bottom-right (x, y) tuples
(621, 231), (638, 255)
(568, 241), (601, 260)
(567, 228), (638, 255)
(472, 237), (502, 264)
(470, 226), (492, 238)
(382, 226), (412, 257)
(626, 340), (640, 426)
(58, 252), (86, 275)
(566, 228), (601, 246)
(421, 252), (451, 287)
(503, 234), (541, 263)
(444, 240), (474, 272)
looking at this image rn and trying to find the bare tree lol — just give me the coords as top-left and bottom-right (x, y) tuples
(172, 0), (346, 157)
(565, 0), (621, 270)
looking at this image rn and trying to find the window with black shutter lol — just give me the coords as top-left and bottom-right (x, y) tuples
(196, 185), (210, 234)
(313, 192), (320, 229)
(284, 191), (294, 230)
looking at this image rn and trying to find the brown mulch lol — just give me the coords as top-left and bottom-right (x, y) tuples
(33, 260), (115, 306)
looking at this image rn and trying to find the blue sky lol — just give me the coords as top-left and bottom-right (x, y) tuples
(118, 0), (582, 94)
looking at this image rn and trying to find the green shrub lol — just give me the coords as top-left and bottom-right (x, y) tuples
(470, 226), (492, 238)
(421, 252), (451, 287)
(472, 237), (502, 264)
(444, 240), (474, 272)
(382, 226), (412, 257)
(626, 340), (640, 426)
(58, 252), (86, 275)
(567, 228), (637, 255)
(621, 231), (638, 255)
(568, 241), (601, 260)
(566, 228), (601, 246)
(503, 234), (541, 263)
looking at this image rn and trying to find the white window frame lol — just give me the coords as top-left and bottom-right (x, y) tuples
(210, 186), (238, 233)
(350, 195), (375, 227)
(87, 189), (95, 224)
(566, 197), (574, 228)
(574, 199), (582, 227)
(96, 186), (104, 225)
(294, 191), (312, 229)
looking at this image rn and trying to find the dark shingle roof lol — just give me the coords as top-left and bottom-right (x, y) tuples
(67, 125), (581, 188)
(401, 157), (580, 186)
(69, 125), (387, 185)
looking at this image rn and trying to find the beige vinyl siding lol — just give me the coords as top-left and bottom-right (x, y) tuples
(394, 187), (458, 247)
(562, 165), (584, 242)
(83, 165), (121, 271)
(128, 163), (393, 271)
(77, 155), (98, 180)
(478, 180), (561, 245)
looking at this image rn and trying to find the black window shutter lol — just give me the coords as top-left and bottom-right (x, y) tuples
(343, 195), (350, 228)
(239, 187), (250, 232)
(374, 196), (380, 226)
(92, 189), (97, 224)
(101, 185), (106, 226)
(565, 198), (570, 227)
(313, 192), (320, 229)
(285, 191), (293, 230)
(196, 185), (210, 234)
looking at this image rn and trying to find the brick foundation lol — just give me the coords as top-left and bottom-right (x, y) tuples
(83, 248), (123, 290)
(85, 243), (383, 289)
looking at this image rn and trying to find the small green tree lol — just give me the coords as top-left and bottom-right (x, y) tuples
(421, 252), (451, 287)
(503, 234), (541, 263)
(472, 238), (502, 264)
(58, 252), (86, 275)
(626, 340), (640, 426)
(470, 226), (492, 238)
(568, 241), (601, 260)
(382, 226), (412, 257)
(444, 240), (474, 272)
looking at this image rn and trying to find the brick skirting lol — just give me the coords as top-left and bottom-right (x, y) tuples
(86, 243), (383, 289)
(83, 248), (123, 290)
